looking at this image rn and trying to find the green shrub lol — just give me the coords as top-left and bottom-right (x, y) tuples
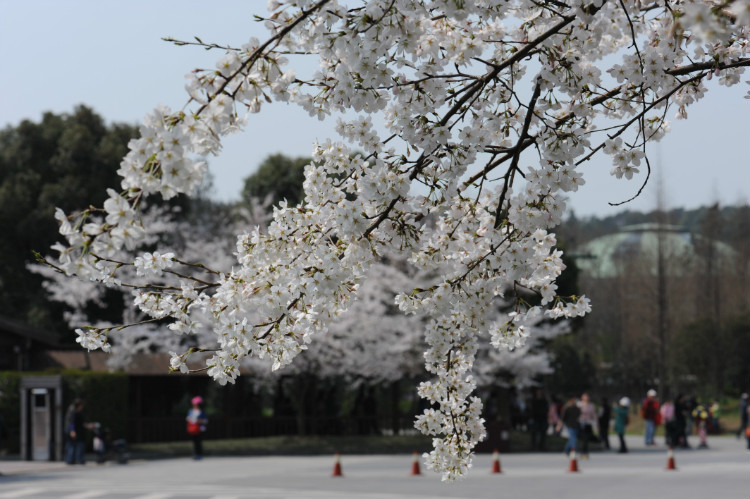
(0, 372), (22, 453)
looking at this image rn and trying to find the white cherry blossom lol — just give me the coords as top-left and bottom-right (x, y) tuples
(42, 0), (750, 481)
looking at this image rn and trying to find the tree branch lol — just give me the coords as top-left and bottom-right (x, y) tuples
(493, 77), (543, 228)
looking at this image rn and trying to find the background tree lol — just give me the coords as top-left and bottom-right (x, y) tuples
(0, 106), (137, 335)
(556, 203), (750, 397)
(37, 152), (570, 437)
(241, 153), (308, 209)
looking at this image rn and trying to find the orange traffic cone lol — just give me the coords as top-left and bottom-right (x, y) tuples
(491, 449), (502, 474)
(665, 446), (677, 471)
(410, 451), (422, 476)
(567, 449), (579, 473)
(332, 452), (343, 477)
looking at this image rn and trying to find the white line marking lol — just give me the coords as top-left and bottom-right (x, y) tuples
(60, 491), (108, 499)
(0, 489), (47, 499)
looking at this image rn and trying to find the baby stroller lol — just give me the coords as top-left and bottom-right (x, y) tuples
(92, 423), (129, 464)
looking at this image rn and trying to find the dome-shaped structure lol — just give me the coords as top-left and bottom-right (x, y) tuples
(565, 219), (749, 400)
(574, 223), (737, 279)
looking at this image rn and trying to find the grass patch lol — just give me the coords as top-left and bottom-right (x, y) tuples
(623, 397), (741, 436)
(130, 398), (745, 460)
(130, 434), (435, 459)
(131, 430), (575, 459)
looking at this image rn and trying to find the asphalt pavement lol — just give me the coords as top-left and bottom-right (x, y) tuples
(0, 435), (748, 498)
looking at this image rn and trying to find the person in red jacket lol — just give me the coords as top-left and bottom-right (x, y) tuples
(641, 389), (660, 446)
(186, 396), (208, 460)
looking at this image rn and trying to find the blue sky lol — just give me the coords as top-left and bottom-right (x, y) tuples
(2, 0), (748, 217)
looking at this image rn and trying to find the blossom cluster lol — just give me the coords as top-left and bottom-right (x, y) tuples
(47, 0), (750, 481)
(75, 327), (112, 353)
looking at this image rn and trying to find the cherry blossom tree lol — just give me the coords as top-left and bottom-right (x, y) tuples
(37, 205), (566, 389)
(34, 201), (264, 363)
(43, 0), (750, 480)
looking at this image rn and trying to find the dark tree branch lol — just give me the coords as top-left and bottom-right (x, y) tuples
(493, 77), (543, 228)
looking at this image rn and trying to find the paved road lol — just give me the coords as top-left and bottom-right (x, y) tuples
(0, 436), (748, 498)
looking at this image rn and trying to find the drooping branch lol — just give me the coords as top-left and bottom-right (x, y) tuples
(44, 0), (750, 482)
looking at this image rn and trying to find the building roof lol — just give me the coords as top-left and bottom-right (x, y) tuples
(0, 315), (62, 347)
(42, 350), (253, 376)
(574, 223), (737, 279)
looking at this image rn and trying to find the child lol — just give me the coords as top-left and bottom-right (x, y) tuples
(692, 402), (709, 448)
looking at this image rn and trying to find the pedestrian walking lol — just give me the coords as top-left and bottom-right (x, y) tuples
(548, 396), (561, 437)
(686, 395), (697, 435)
(65, 399), (94, 464)
(660, 399), (676, 446)
(640, 389), (660, 446)
(674, 394), (690, 448)
(614, 397), (630, 453)
(186, 396), (208, 460)
(578, 393), (596, 459)
(739, 393), (749, 440)
(692, 401), (709, 449)
(709, 399), (720, 434)
(556, 397), (581, 456)
(598, 396), (611, 450)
